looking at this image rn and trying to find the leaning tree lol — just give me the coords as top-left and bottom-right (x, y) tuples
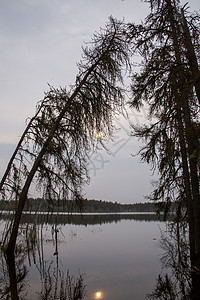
(0, 17), (132, 300)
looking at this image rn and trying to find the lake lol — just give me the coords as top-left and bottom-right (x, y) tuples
(0, 213), (167, 299)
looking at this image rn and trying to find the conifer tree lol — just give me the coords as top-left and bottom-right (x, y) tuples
(0, 17), (131, 300)
(128, 0), (200, 274)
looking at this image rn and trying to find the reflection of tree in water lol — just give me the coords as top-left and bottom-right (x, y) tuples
(0, 240), (28, 300)
(1, 212), (166, 227)
(38, 263), (85, 300)
(147, 223), (192, 299)
(38, 226), (86, 300)
(0, 212), (162, 300)
(0, 223), (86, 300)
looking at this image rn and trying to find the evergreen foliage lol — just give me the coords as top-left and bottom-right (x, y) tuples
(1, 2), (200, 297)
(0, 198), (157, 213)
(127, 0), (200, 271)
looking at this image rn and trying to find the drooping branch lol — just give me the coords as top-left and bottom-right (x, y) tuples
(2, 17), (131, 257)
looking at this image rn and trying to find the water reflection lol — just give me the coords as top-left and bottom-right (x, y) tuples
(0, 213), (168, 299)
(2, 213), (200, 299)
(0, 220), (86, 300)
(147, 222), (200, 300)
(94, 291), (104, 299)
(1, 211), (168, 226)
(38, 263), (85, 300)
(0, 240), (28, 299)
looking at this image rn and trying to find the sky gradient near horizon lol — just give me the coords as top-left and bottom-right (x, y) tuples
(1, 0), (199, 203)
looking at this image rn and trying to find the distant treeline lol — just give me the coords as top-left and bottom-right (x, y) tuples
(0, 198), (157, 213)
(0, 212), (169, 226)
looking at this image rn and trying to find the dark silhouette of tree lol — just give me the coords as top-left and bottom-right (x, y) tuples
(38, 267), (85, 300)
(0, 17), (131, 299)
(0, 99), (47, 193)
(0, 220), (86, 300)
(147, 223), (193, 299)
(1, 2), (200, 299)
(127, 0), (200, 275)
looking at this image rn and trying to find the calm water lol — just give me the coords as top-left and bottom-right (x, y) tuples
(0, 213), (166, 300)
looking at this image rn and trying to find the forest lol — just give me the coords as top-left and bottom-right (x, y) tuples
(0, 211), (164, 227)
(0, 0), (200, 299)
(0, 198), (157, 213)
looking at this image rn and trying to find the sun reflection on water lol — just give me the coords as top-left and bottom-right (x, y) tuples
(94, 290), (104, 299)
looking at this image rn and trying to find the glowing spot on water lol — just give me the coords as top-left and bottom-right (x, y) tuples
(94, 291), (104, 299)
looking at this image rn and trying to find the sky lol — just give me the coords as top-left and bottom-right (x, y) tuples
(0, 0), (199, 204)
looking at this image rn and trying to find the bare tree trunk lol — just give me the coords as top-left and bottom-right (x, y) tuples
(5, 251), (19, 300)
(175, 96), (196, 264)
(181, 9), (200, 105)
(166, 0), (200, 266)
